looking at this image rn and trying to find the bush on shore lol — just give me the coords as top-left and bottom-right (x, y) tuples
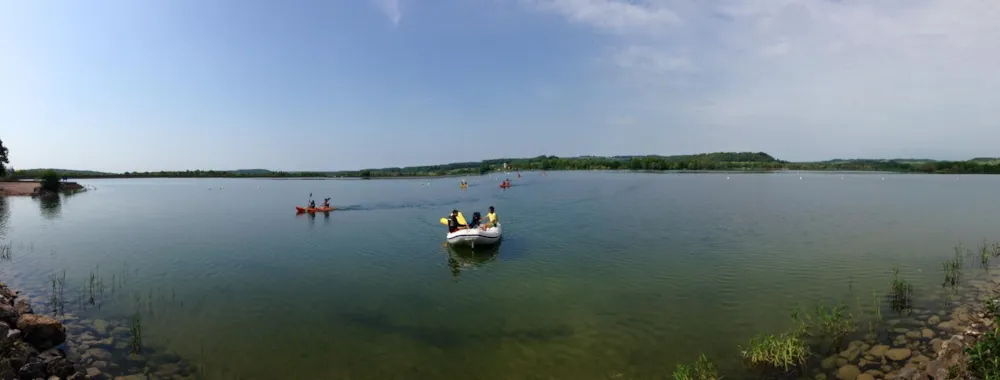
(40, 169), (61, 192)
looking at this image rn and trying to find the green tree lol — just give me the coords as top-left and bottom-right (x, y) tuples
(40, 169), (61, 192)
(0, 138), (8, 174)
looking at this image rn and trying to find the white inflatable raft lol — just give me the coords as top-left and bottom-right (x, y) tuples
(446, 224), (502, 247)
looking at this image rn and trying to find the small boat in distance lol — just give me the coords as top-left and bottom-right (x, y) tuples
(296, 206), (334, 213)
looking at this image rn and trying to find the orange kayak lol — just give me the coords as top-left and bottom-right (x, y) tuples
(296, 206), (334, 213)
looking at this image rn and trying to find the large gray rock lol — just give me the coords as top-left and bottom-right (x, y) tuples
(17, 314), (66, 350)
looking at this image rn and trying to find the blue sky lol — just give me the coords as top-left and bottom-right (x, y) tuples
(2, 0), (998, 172)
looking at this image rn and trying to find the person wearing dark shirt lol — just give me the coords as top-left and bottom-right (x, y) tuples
(448, 210), (467, 232)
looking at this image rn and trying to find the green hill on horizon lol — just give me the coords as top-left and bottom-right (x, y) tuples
(10, 151), (1000, 178)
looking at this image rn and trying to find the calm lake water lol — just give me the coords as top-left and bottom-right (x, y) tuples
(1, 172), (999, 379)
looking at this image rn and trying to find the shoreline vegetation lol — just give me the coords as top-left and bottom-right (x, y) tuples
(7, 152), (1000, 180)
(667, 239), (1000, 380)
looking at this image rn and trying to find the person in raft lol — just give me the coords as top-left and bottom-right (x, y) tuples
(470, 212), (482, 229)
(481, 206), (498, 230)
(448, 210), (467, 232)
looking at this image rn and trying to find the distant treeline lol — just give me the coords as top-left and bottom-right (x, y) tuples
(11, 152), (1000, 179)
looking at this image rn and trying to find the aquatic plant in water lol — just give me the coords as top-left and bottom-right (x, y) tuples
(673, 355), (718, 380)
(943, 246), (965, 287)
(0, 241), (11, 261)
(856, 290), (883, 340)
(981, 239), (992, 269)
(740, 332), (808, 371)
(130, 312), (143, 354)
(889, 268), (912, 313)
(47, 270), (66, 315)
(791, 301), (855, 342)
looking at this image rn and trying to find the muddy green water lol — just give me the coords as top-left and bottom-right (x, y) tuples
(1, 172), (999, 379)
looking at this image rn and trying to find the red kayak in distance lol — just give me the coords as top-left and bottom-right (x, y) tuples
(296, 206), (334, 213)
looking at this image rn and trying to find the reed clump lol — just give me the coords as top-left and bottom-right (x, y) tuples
(47, 270), (66, 315)
(0, 241), (11, 261)
(943, 246), (965, 287)
(673, 355), (718, 380)
(740, 332), (808, 371)
(792, 301), (855, 342)
(889, 268), (913, 313)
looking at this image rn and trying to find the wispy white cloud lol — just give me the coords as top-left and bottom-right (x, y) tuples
(611, 45), (696, 74)
(374, 0), (403, 26)
(522, 0), (1000, 159)
(521, 0), (681, 34)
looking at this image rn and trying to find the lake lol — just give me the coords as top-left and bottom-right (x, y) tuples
(1, 172), (999, 379)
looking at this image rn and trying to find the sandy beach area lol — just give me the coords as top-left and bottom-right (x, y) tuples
(0, 181), (41, 196)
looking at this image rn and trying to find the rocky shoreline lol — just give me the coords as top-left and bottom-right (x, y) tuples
(818, 276), (1000, 380)
(0, 280), (195, 380)
(0, 281), (84, 379)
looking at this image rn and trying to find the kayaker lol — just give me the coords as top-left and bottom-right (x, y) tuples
(448, 210), (467, 232)
(481, 206), (497, 230)
(322, 198), (330, 208)
(309, 200), (316, 208)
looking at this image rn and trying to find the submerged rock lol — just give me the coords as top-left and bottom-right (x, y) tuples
(909, 355), (930, 371)
(904, 330), (921, 339)
(927, 315), (940, 325)
(920, 328), (934, 339)
(869, 344), (890, 358)
(856, 374), (875, 380)
(93, 319), (108, 335)
(822, 355), (838, 370)
(86, 367), (104, 379)
(115, 374), (149, 380)
(885, 348), (912, 361)
(836, 364), (861, 380)
(85, 348), (113, 362)
(840, 341), (864, 361)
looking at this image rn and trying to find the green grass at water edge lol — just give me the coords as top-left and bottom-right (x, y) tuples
(673, 355), (718, 380)
(740, 331), (809, 372)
